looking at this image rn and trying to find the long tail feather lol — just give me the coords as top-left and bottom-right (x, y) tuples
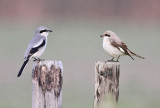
(124, 49), (134, 60)
(17, 59), (29, 77)
(127, 53), (134, 60)
(129, 50), (145, 59)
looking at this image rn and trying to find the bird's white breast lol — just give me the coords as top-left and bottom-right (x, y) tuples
(32, 44), (46, 58)
(103, 37), (123, 58)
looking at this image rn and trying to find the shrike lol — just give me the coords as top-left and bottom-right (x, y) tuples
(100, 30), (145, 61)
(17, 26), (52, 77)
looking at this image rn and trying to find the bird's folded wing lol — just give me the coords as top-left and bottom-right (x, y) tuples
(32, 37), (44, 48)
(27, 39), (46, 59)
(110, 39), (134, 59)
(24, 37), (45, 59)
(109, 39), (127, 51)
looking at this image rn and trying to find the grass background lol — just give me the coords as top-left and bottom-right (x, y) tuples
(0, 19), (160, 108)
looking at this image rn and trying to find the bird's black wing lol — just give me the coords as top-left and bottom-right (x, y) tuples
(27, 39), (46, 59)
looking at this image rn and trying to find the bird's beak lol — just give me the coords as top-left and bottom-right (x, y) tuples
(47, 30), (53, 32)
(100, 35), (103, 37)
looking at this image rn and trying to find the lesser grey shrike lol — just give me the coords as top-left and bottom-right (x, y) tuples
(100, 30), (145, 61)
(17, 26), (52, 77)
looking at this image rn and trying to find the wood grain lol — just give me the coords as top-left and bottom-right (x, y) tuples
(94, 61), (120, 108)
(32, 60), (63, 108)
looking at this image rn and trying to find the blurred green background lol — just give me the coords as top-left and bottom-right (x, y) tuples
(0, 0), (160, 108)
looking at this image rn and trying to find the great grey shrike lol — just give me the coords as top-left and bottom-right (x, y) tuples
(17, 26), (52, 77)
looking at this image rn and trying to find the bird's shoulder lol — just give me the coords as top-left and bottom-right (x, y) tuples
(109, 38), (128, 50)
(24, 35), (46, 59)
(31, 35), (46, 48)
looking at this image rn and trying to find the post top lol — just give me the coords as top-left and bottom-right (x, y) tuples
(33, 60), (63, 71)
(96, 61), (120, 65)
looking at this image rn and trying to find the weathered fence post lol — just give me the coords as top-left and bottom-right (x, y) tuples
(32, 60), (63, 108)
(94, 61), (120, 108)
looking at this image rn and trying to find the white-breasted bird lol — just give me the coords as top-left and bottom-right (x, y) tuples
(17, 26), (52, 77)
(100, 30), (145, 61)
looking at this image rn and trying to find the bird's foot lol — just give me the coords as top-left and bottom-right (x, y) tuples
(33, 58), (45, 63)
(107, 57), (119, 62)
(107, 60), (118, 62)
(33, 57), (38, 61)
(116, 60), (119, 62)
(107, 57), (116, 62)
(116, 56), (120, 62)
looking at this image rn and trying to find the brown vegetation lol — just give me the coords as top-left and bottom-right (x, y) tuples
(0, 0), (159, 21)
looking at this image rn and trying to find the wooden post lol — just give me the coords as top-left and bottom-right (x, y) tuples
(94, 61), (120, 108)
(32, 60), (63, 108)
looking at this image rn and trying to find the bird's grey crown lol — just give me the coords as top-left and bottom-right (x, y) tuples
(103, 30), (116, 36)
(35, 26), (48, 33)
(103, 30), (121, 42)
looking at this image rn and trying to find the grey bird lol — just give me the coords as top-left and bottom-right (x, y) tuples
(100, 30), (145, 61)
(17, 26), (52, 77)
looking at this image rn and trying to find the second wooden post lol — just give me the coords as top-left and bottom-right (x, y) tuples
(94, 61), (120, 108)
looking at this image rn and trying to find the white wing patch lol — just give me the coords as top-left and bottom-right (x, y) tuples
(118, 47), (125, 53)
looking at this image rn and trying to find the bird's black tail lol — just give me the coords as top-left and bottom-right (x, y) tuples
(17, 59), (29, 77)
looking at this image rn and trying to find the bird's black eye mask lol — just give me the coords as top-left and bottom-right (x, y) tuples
(40, 29), (47, 33)
(105, 34), (110, 37)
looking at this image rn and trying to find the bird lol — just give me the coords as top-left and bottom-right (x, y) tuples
(17, 26), (52, 77)
(100, 30), (145, 62)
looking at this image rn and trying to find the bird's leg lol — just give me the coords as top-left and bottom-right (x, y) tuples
(33, 57), (41, 63)
(35, 58), (44, 63)
(33, 57), (45, 63)
(116, 56), (120, 62)
(33, 57), (38, 61)
(111, 57), (114, 61)
(107, 57), (115, 62)
(37, 58), (45, 63)
(37, 58), (41, 62)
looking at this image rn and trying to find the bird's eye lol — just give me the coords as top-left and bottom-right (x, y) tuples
(40, 29), (47, 33)
(105, 34), (110, 37)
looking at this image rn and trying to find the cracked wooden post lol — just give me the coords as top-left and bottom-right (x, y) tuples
(94, 61), (120, 108)
(32, 60), (63, 108)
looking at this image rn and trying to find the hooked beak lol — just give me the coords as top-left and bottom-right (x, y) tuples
(47, 29), (53, 32)
(100, 35), (103, 37)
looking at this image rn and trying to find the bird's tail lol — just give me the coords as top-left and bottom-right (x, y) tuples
(17, 59), (29, 77)
(128, 50), (145, 59)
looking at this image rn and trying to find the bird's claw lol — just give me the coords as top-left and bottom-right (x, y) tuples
(107, 57), (119, 62)
(33, 58), (45, 63)
(107, 60), (118, 62)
